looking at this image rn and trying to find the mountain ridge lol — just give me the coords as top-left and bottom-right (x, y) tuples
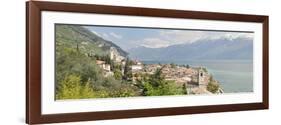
(128, 37), (253, 61)
(56, 25), (128, 57)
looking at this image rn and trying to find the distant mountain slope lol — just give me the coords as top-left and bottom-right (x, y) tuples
(56, 24), (128, 57)
(128, 38), (253, 61)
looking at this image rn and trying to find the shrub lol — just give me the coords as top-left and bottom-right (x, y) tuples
(56, 75), (96, 99)
(113, 69), (123, 80)
(207, 81), (219, 93)
(142, 69), (185, 96)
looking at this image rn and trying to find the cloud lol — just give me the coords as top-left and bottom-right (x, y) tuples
(138, 30), (204, 48)
(140, 38), (171, 48)
(90, 30), (101, 36)
(99, 32), (122, 41)
(98, 33), (112, 41)
(87, 29), (109, 39)
(87, 28), (122, 41)
(85, 26), (253, 49)
(94, 32), (113, 41)
(222, 32), (253, 40)
(139, 30), (253, 48)
(109, 32), (122, 39)
(159, 30), (205, 44)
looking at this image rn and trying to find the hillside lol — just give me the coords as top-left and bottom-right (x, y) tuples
(55, 24), (128, 57)
(128, 37), (253, 61)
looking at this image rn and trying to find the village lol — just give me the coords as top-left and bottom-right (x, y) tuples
(94, 47), (223, 95)
(130, 62), (223, 94)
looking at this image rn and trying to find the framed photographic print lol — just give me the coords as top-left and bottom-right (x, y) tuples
(26, 1), (269, 124)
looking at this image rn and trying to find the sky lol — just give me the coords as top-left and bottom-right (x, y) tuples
(84, 25), (254, 51)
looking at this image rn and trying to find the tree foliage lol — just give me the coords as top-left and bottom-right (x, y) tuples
(113, 69), (123, 80)
(140, 69), (185, 96)
(55, 25), (197, 100)
(55, 45), (138, 99)
(170, 63), (176, 68)
(207, 81), (219, 93)
(123, 58), (133, 80)
(56, 75), (96, 99)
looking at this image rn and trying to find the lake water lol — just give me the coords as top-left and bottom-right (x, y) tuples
(142, 60), (253, 93)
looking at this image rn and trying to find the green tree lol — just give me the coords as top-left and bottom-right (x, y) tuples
(182, 83), (188, 94)
(126, 71), (133, 80)
(114, 69), (123, 80)
(207, 81), (219, 93)
(80, 81), (96, 98)
(202, 67), (208, 72)
(56, 47), (103, 84)
(56, 75), (96, 99)
(110, 85), (138, 97)
(207, 75), (219, 93)
(114, 64), (122, 71)
(142, 69), (185, 96)
(170, 63), (176, 68)
(56, 74), (82, 99)
(123, 58), (130, 79)
(55, 25), (141, 99)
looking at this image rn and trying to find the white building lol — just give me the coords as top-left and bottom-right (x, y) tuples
(182, 76), (192, 82)
(110, 47), (125, 63)
(198, 67), (206, 85)
(96, 60), (105, 68)
(96, 60), (111, 71)
(131, 65), (142, 71)
(104, 64), (111, 71)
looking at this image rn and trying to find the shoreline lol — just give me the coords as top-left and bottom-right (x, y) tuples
(140, 60), (253, 93)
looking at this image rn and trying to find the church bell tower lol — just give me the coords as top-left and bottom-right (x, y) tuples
(198, 67), (204, 85)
